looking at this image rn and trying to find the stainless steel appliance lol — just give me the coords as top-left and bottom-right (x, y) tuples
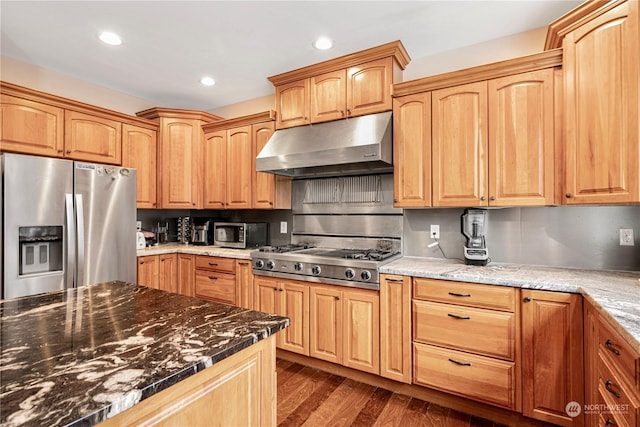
(177, 217), (191, 244)
(214, 222), (267, 249)
(0, 153), (136, 299)
(461, 208), (490, 266)
(191, 220), (211, 246)
(251, 245), (400, 290)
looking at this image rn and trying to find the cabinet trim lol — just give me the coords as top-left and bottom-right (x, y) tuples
(268, 40), (410, 86)
(201, 110), (276, 133)
(392, 49), (562, 97)
(136, 107), (223, 123)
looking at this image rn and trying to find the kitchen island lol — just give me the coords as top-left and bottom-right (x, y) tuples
(0, 281), (289, 427)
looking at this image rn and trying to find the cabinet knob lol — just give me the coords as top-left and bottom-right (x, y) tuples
(340, 110), (345, 117)
(279, 288), (284, 292)
(490, 196), (496, 201)
(605, 418), (616, 426)
(523, 297), (531, 303)
(57, 149), (63, 153)
(273, 287), (278, 291)
(347, 109), (351, 116)
(66, 150), (72, 154)
(565, 193), (572, 198)
(480, 196), (486, 201)
(335, 296), (340, 301)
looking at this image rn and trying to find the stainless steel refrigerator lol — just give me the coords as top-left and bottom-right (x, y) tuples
(1, 153), (136, 299)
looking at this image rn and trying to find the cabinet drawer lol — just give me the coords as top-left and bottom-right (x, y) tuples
(598, 352), (640, 427)
(413, 342), (516, 410)
(195, 271), (236, 305)
(598, 316), (639, 388)
(413, 278), (515, 312)
(413, 300), (515, 360)
(195, 256), (236, 274)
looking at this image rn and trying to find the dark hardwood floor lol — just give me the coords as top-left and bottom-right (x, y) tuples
(276, 359), (510, 427)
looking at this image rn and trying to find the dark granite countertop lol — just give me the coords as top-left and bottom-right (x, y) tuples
(0, 281), (289, 427)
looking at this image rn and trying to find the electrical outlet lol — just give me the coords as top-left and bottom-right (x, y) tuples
(619, 228), (634, 246)
(430, 224), (440, 239)
(136, 221), (142, 232)
(280, 221), (288, 234)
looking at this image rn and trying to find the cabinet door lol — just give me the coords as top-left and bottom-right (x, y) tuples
(347, 57), (393, 117)
(309, 286), (342, 364)
(488, 69), (555, 206)
(177, 254), (195, 297)
(252, 121), (276, 209)
(195, 270), (236, 304)
(380, 274), (411, 383)
(275, 79), (310, 129)
(122, 124), (157, 208)
(343, 289), (379, 375)
(0, 94), (64, 157)
(392, 93), (431, 207)
(432, 81), (488, 207)
(203, 130), (227, 209)
(279, 281), (310, 356)
(311, 69), (347, 123)
(563, 1), (639, 204)
(235, 260), (254, 310)
(137, 255), (159, 289)
(522, 290), (584, 426)
(254, 277), (279, 315)
(583, 300), (598, 427)
(65, 110), (122, 164)
(158, 253), (178, 293)
(158, 118), (202, 208)
(226, 126), (252, 209)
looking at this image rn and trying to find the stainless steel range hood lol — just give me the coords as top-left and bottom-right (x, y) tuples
(256, 111), (393, 178)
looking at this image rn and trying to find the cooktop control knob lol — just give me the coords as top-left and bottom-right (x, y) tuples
(345, 268), (355, 279)
(266, 261), (275, 270)
(361, 270), (371, 281)
(311, 265), (321, 276)
(294, 262), (303, 271)
(254, 259), (264, 269)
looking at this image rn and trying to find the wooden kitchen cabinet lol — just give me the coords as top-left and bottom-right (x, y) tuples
(137, 255), (159, 289)
(158, 253), (178, 293)
(521, 289), (584, 426)
(64, 110), (122, 165)
(392, 92), (431, 207)
(561, 0), (639, 204)
(122, 123), (157, 208)
(254, 276), (310, 356)
(380, 274), (411, 383)
(203, 129), (226, 209)
(432, 81), (488, 207)
(309, 285), (379, 375)
(252, 120), (292, 209)
(0, 94), (64, 157)
(177, 254), (195, 297)
(269, 41), (409, 130)
(195, 256), (237, 305)
(235, 260), (254, 310)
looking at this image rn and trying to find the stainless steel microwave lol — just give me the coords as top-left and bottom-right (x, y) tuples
(213, 222), (267, 249)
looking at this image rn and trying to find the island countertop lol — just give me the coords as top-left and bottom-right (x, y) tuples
(0, 281), (289, 427)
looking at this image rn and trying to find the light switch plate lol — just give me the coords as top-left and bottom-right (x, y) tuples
(136, 221), (142, 231)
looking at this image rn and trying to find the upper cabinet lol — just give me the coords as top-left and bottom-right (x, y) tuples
(547, 0), (639, 204)
(202, 111), (291, 210)
(137, 108), (222, 209)
(122, 123), (158, 208)
(1, 82), (156, 166)
(269, 41), (410, 130)
(392, 50), (561, 208)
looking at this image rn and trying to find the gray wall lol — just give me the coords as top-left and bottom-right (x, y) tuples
(404, 206), (640, 271)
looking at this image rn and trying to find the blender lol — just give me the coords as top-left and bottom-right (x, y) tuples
(461, 209), (489, 266)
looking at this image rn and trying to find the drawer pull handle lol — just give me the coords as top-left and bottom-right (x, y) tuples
(448, 358), (471, 367)
(208, 263), (218, 266)
(605, 339), (621, 356)
(605, 418), (616, 426)
(447, 313), (470, 320)
(386, 278), (404, 283)
(238, 262), (249, 266)
(605, 380), (621, 398)
(448, 292), (471, 297)
(208, 276), (217, 281)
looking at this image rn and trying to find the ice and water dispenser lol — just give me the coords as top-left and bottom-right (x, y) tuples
(18, 226), (63, 276)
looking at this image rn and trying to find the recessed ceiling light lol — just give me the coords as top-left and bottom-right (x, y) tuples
(99, 31), (122, 46)
(313, 37), (334, 50)
(200, 76), (216, 86)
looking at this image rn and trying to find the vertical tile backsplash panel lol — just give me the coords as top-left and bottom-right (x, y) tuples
(404, 206), (640, 271)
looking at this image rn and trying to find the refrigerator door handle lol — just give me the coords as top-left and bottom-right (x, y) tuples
(65, 193), (75, 289)
(75, 193), (85, 287)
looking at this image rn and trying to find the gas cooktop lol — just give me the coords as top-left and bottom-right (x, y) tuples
(251, 245), (401, 290)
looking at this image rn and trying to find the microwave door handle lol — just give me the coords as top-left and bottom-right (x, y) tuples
(75, 194), (85, 287)
(65, 193), (75, 289)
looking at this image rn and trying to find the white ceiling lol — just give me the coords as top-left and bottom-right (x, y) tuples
(1, 1), (581, 111)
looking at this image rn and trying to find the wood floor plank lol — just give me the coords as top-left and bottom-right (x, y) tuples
(446, 408), (473, 427)
(350, 387), (394, 427)
(276, 360), (306, 386)
(425, 402), (453, 427)
(372, 393), (412, 427)
(278, 373), (344, 427)
(400, 397), (430, 427)
(278, 367), (333, 421)
(470, 415), (494, 427)
(302, 378), (376, 427)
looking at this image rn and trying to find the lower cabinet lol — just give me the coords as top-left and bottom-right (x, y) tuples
(235, 260), (254, 310)
(99, 335), (277, 427)
(310, 285), (380, 375)
(137, 254), (177, 293)
(521, 289), (584, 426)
(137, 255), (159, 289)
(177, 254), (195, 297)
(380, 274), (412, 383)
(195, 256), (237, 304)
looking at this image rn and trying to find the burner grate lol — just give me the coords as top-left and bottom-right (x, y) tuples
(258, 244), (313, 253)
